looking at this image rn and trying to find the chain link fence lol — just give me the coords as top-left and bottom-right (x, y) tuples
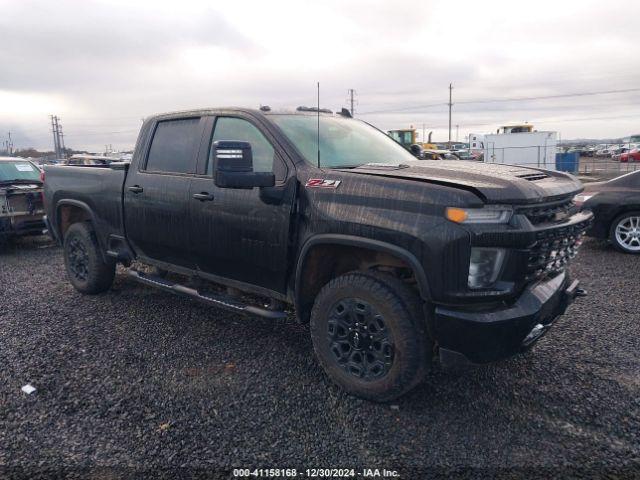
(482, 145), (639, 180)
(578, 156), (640, 178)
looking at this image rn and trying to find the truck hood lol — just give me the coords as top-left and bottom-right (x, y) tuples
(339, 160), (582, 204)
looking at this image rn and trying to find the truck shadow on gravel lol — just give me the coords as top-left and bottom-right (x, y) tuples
(111, 269), (537, 408)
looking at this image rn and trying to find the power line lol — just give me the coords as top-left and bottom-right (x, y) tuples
(456, 87), (640, 106)
(63, 129), (139, 137)
(359, 87), (640, 115)
(391, 111), (640, 131)
(359, 102), (446, 115)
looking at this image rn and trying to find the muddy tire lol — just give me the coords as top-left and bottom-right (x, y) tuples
(310, 271), (430, 402)
(63, 222), (115, 294)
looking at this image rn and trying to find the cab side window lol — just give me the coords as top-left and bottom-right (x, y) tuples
(145, 117), (200, 174)
(208, 117), (275, 175)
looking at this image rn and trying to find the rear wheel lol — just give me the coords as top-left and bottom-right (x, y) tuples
(610, 212), (640, 254)
(310, 271), (430, 402)
(63, 222), (115, 293)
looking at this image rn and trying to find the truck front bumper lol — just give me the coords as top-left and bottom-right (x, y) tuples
(434, 272), (582, 366)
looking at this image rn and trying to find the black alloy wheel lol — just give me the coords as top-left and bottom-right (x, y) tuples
(63, 222), (115, 294)
(67, 236), (90, 281)
(310, 271), (431, 402)
(327, 298), (394, 380)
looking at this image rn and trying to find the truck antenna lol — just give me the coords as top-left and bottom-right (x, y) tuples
(317, 81), (321, 169)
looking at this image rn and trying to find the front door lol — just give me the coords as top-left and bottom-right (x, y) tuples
(189, 115), (295, 294)
(124, 116), (205, 269)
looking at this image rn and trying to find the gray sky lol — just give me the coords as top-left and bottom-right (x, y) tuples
(1, 0), (639, 152)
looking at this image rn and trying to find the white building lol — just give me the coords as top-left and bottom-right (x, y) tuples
(469, 133), (484, 154)
(482, 124), (557, 170)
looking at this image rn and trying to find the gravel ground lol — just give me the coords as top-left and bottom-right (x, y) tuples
(1, 236), (639, 479)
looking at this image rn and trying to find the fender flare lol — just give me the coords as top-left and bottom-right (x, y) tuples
(54, 199), (105, 254)
(294, 234), (432, 305)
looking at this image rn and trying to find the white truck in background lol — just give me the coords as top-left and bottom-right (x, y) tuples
(479, 125), (558, 171)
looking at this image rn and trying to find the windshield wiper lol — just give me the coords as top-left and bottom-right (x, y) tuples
(332, 163), (410, 170)
(338, 163), (410, 170)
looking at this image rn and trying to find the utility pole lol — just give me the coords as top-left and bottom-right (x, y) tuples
(50, 115), (67, 158)
(60, 128), (66, 157)
(348, 89), (356, 116)
(51, 115), (60, 158)
(54, 116), (62, 157)
(422, 124), (425, 144)
(448, 83), (453, 148)
(7, 132), (12, 155)
(456, 124), (459, 143)
(58, 119), (66, 158)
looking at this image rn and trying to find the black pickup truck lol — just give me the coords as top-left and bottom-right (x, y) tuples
(44, 108), (592, 401)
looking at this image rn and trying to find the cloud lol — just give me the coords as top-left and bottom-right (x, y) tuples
(0, 0), (639, 151)
(0, 1), (259, 92)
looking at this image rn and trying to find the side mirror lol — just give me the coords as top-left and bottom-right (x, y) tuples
(213, 141), (275, 189)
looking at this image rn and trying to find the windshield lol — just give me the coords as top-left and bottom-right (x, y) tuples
(269, 115), (416, 168)
(0, 160), (41, 182)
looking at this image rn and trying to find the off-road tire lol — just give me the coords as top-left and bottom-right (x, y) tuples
(63, 222), (115, 294)
(609, 211), (640, 254)
(310, 271), (431, 402)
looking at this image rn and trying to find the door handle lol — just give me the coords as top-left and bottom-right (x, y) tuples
(128, 185), (144, 194)
(193, 192), (214, 201)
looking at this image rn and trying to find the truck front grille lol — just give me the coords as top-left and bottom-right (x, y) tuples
(519, 199), (577, 225)
(525, 219), (591, 282)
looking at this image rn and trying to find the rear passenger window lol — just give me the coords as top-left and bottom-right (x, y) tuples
(208, 117), (275, 175)
(145, 118), (200, 173)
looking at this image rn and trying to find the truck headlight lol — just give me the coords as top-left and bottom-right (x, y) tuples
(468, 248), (506, 289)
(446, 206), (512, 224)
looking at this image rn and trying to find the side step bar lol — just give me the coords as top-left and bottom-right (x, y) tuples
(127, 270), (288, 320)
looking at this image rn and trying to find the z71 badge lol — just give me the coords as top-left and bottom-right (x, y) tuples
(305, 178), (341, 189)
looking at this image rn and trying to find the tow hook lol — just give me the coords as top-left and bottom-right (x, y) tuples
(575, 288), (587, 297)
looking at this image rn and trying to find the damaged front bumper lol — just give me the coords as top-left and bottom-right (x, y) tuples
(434, 271), (584, 367)
(1, 187), (45, 239)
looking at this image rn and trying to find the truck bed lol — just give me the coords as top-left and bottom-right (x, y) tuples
(43, 164), (128, 249)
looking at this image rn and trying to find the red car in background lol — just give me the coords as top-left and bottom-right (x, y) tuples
(619, 148), (640, 162)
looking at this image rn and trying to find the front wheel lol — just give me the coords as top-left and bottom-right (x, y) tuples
(63, 222), (115, 293)
(310, 271), (430, 402)
(610, 212), (640, 254)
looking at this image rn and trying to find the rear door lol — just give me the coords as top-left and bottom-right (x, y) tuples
(189, 115), (296, 294)
(124, 116), (206, 268)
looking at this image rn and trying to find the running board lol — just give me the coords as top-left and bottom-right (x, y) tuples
(127, 270), (288, 320)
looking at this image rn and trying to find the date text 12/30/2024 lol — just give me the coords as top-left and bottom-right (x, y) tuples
(233, 469), (400, 478)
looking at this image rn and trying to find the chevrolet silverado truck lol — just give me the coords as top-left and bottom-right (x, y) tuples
(1, 157), (45, 249)
(43, 108), (592, 401)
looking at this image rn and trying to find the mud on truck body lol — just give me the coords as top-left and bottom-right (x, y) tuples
(43, 108), (592, 401)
